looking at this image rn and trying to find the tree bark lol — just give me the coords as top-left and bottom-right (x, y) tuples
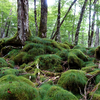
(17, 0), (31, 45)
(88, 0), (98, 47)
(52, 0), (77, 39)
(34, 0), (38, 36)
(55, 0), (61, 42)
(75, 0), (88, 45)
(88, 0), (91, 47)
(5, 21), (11, 37)
(38, 0), (47, 38)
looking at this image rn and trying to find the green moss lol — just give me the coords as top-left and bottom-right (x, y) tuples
(0, 67), (20, 78)
(20, 63), (27, 69)
(0, 74), (34, 87)
(0, 81), (39, 100)
(70, 49), (88, 61)
(95, 74), (100, 84)
(0, 57), (9, 67)
(5, 49), (20, 59)
(68, 53), (83, 69)
(57, 70), (87, 94)
(95, 46), (100, 59)
(88, 69), (100, 76)
(24, 66), (34, 72)
(58, 43), (70, 49)
(35, 54), (62, 71)
(87, 47), (96, 56)
(13, 52), (32, 65)
(56, 50), (69, 61)
(43, 86), (78, 100)
(73, 45), (87, 53)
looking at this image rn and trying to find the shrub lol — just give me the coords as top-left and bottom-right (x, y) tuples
(57, 70), (87, 94)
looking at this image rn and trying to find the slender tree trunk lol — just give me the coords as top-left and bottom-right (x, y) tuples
(55, 0), (61, 42)
(5, 21), (10, 37)
(75, 0), (88, 45)
(38, 0), (47, 38)
(72, 3), (76, 44)
(17, 0), (31, 45)
(68, 31), (70, 42)
(52, 0), (77, 39)
(34, 0), (38, 36)
(88, 0), (98, 47)
(88, 0), (91, 47)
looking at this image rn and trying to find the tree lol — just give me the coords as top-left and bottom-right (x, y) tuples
(38, 0), (47, 38)
(34, 0), (38, 36)
(55, 0), (61, 42)
(75, 0), (88, 45)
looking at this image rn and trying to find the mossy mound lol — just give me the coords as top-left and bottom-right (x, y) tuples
(13, 52), (31, 65)
(70, 49), (88, 61)
(68, 53), (83, 69)
(0, 81), (39, 100)
(24, 66), (34, 72)
(0, 74), (34, 87)
(95, 46), (100, 59)
(87, 47), (96, 56)
(43, 85), (78, 100)
(57, 70), (87, 94)
(0, 57), (9, 67)
(73, 45), (87, 53)
(5, 49), (20, 59)
(0, 67), (21, 78)
(89, 83), (100, 100)
(35, 54), (62, 71)
(56, 50), (69, 61)
(81, 62), (98, 73)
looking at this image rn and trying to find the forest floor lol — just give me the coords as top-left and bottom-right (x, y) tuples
(0, 36), (100, 100)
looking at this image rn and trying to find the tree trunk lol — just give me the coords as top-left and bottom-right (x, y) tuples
(88, 0), (98, 47)
(88, 0), (91, 47)
(17, 0), (31, 45)
(34, 0), (38, 36)
(68, 31), (70, 42)
(72, 2), (76, 45)
(5, 21), (11, 37)
(55, 0), (61, 42)
(52, 0), (77, 39)
(38, 0), (47, 38)
(75, 0), (88, 45)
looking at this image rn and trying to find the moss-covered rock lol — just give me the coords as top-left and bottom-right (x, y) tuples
(95, 46), (100, 59)
(35, 54), (62, 71)
(70, 49), (88, 61)
(68, 53), (83, 69)
(57, 70), (87, 94)
(13, 52), (32, 65)
(0, 74), (34, 87)
(43, 85), (78, 100)
(0, 67), (21, 78)
(0, 57), (9, 67)
(73, 45), (87, 53)
(87, 47), (96, 56)
(0, 81), (39, 100)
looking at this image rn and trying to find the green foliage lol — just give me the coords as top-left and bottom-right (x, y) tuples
(43, 85), (78, 100)
(24, 66), (34, 72)
(57, 70), (87, 94)
(0, 81), (39, 100)
(95, 74), (100, 84)
(0, 57), (9, 67)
